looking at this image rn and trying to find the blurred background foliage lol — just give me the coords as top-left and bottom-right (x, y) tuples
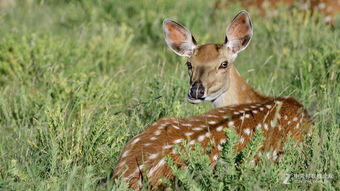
(0, 0), (339, 190)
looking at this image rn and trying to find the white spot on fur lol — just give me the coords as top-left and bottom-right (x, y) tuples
(263, 123), (268, 131)
(206, 114), (218, 118)
(193, 127), (203, 131)
(182, 123), (192, 127)
(256, 124), (261, 130)
(131, 168), (140, 177)
(218, 144), (223, 151)
(158, 124), (167, 130)
(205, 132), (211, 137)
(218, 109), (226, 113)
(216, 126), (224, 132)
(208, 121), (217, 125)
(234, 111), (240, 115)
(240, 114), (250, 120)
(122, 150), (129, 158)
(243, 128), (251, 135)
(147, 159), (165, 177)
(228, 121), (234, 127)
(223, 115), (231, 119)
(162, 145), (172, 149)
(284, 115), (288, 120)
(132, 137), (140, 145)
(274, 100), (282, 105)
(149, 153), (159, 159)
(144, 143), (151, 146)
(220, 139), (226, 144)
(213, 154), (219, 161)
(278, 125), (282, 131)
(198, 135), (205, 142)
(273, 150), (278, 160)
(171, 149), (177, 154)
(150, 137), (157, 141)
(239, 137), (245, 144)
(154, 130), (161, 135)
(293, 117), (298, 121)
(251, 105), (257, 108)
(260, 107), (264, 111)
(185, 132), (194, 136)
(288, 121), (291, 125)
(118, 160), (126, 167)
(173, 125), (180, 129)
(189, 118), (201, 122)
(295, 124), (300, 129)
(173, 139), (183, 144)
(266, 105), (272, 109)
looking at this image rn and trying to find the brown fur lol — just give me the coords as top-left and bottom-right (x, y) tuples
(213, 64), (267, 107)
(193, 44), (224, 63)
(113, 97), (312, 189)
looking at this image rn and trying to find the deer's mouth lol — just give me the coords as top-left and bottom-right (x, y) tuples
(204, 89), (223, 100)
(186, 88), (226, 104)
(186, 94), (204, 104)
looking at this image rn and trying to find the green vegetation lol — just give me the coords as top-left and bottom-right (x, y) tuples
(0, 0), (339, 190)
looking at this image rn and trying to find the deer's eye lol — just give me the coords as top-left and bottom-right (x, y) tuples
(186, 61), (192, 69)
(219, 61), (229, 69)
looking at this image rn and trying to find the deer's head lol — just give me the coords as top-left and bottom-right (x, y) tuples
(163, 11), (253, 104)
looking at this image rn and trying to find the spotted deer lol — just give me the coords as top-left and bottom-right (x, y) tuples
(113, 11), (313, 190)
(215, 0), (340, 25)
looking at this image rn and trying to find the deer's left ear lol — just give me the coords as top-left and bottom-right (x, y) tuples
(163, 19), (197, 57)
(225, 11), (253, 55)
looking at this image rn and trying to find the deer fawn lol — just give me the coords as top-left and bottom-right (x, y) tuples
(215, 0), (340, 25)
(113, 11), (313, 190)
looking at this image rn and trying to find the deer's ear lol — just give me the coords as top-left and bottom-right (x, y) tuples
(163, 19), (197, 57)
(225, 11), (253, 55)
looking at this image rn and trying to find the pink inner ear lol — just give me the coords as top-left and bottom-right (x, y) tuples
(166, 23), (186, 44)
(228, 14), (251, 38)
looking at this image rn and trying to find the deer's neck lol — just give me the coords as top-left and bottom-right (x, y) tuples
(213, 65), (268, 108)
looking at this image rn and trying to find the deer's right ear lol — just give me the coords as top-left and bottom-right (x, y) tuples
(163, 19), (197, 57)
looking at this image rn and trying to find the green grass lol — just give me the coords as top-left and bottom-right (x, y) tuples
(0, 0), (339, 190)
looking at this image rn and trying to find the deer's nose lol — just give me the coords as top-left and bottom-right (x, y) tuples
(189, 82), (205, 99)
